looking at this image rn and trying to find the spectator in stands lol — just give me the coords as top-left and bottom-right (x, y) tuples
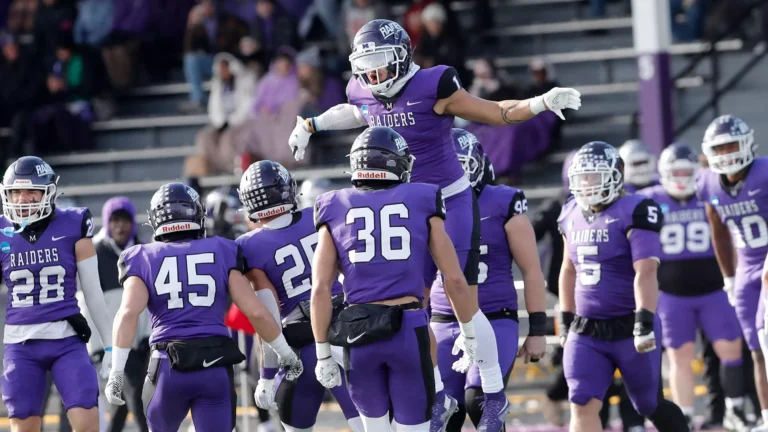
(89, 197), (150, 432)
(243, 0), (300, 66)
(341, 0), (389, 50)
(670, 0), (706, 42)
(296, 46), (345, 119)
(7, 0), (38, 35)
(181, 0), (247, 113)
(33, 0), (77, 62)
(416, 2), (469, 85)
(0, 33), (45, 162)
(404, 0), (434, 48)
(467, 57), (521, 102)
(27, 33), (96, 155)
(184, 52), (258, 178)
(74, 0), (114, 47)
(524, 58), (559, 98)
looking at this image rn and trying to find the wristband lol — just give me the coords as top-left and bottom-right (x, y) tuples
(529, 95), (546, 115)
(458, 311), (479, 338)
(528, 312), (547, 336)
(261, 367), (278, 380)
(558, 311), (574, 335)
(305, 118), (317, 133)
(316, 342), (332, 359)
(635, 308), (655, 326)
(104, 346), (112, 352)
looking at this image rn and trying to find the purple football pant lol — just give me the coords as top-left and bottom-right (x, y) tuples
(426, 187), (480, 311)
(658, 290), (742, 349)
(564, 317), (662, 416)
(345, 310), (434, 425)
(275, 344), (359, 428)
(143, 352), (235, 432)
(431, 318), (519, 402)
(734, 265), (764, 350)
(2, 336), (98, 419)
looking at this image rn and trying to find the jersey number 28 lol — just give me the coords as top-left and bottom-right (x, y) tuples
(10, 265), (66, 307)
(155, 253), (216, 310)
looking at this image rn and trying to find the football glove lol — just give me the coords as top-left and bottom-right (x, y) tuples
(530, 87), (582, 120)
(254, 378), (278, 410)
(451, 332), (477, 373)
(100, 348), (112, 379)
(633, 309), (657, 354)
(105, 372), (125, 406)
(277, 351), (304, 382)
(723, 276), (736, 307)
(289, 116), (312, 161)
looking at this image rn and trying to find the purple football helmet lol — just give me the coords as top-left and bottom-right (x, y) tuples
(452, 128), (486, 188)
(349, 19), (413, 96)
(148, 182), (206, 241)
(659, 142), (700, 198)
(701, 114), (755, 175)
(205, 186), (246, 239)
(350, 126), (414, 186)
(568, 141), (624, 210)
(2, 156), (59, 226)
(238, 160), (297, 222)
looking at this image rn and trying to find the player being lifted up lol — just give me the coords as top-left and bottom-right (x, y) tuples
(430, 129), (547, 431)
(105, 182), (303, 432)
(0, 156), (113, 432)
(289, 19), (580, 429)
(311, 127), (499, 432)
(696, 115), (768, 432)
(558, 142), (689, 432)
(639, 143), (748, 431)
(236, 160), (363, 432)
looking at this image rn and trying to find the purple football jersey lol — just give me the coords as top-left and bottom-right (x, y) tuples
(236, 208), (342, 318)
(315, 183), (445, 304)
(696, 158), (768, 271)
(346, 66), (465, 189)
(557, 194), (663, 319)
(431, 185), (526, 313)
(0, 208), (93, 325)
(119, 236), (240, 344)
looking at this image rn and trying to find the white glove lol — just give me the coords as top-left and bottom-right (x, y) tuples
(634, 331), (657, 353)
(100, 348), (112, 379)
(254, 378), (278, 410)
(723, 276), (736, 306)
(451, 332), (478, 373)
(104, 372), (125, 405)
(277, 350), (304, 382)
(530, 87), (582, 120)
(289, 116), (312, 161)
(315, 356), (342, 389)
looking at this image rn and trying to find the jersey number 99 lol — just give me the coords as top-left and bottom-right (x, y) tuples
(660, 221), (709, 255)
(346, 204), (412, 263)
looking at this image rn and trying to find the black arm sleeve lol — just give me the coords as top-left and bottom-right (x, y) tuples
(436, 67), (462, 100)
(505, 190), (529, 223)
(234, 244), (246, 274)
(434, 190), (447, 220)
(81, 209), (94, 239)
(630, 198), (664, 233)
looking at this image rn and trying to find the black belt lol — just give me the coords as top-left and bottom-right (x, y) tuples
(430, 308), (518, 323)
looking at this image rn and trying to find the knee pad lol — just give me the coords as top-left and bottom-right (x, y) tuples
(648, 399), (689, 432)
(464, 386), (484, 427)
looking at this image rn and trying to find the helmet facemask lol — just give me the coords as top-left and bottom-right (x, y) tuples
(458, 152), (484, 187)
(660, 160), (698, 198)
(568, 161), (623, 211)
(703, 132), (755, 175)
(1, 182), (57, 227)
(350, 45), (408, 96)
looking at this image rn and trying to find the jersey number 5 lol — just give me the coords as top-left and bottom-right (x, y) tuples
(576, 245), (600, 286)
(155, 253), (216, 310)
(346, 204), (412, 263)
(10, 265), (66, 307)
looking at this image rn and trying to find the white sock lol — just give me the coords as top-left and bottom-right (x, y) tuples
(392, 421), (430, 431)
(471, 311), (503, 393)
(361, 413), (392, 432)
(434, 366), (444, 393)
(347, 416), (365, 432)
(681, 406), (694, 417)
(726, 396), (744, 409)
(762, 408), (768, 424)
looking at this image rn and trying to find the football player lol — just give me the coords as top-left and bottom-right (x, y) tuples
(558, 142), (689, 432)
(311, 127), (499, 432)
(640, 142), (748, 431)
(289, 18), (579, 427)
(619, 140), (659, 193)
(105, 182), (303, 432)
(697, 115), (768, 431)
(429, 129), (547, 430)
(0, 156), (113, 432)
(299, 177), (336, 210)
(236, 160), (363, 432)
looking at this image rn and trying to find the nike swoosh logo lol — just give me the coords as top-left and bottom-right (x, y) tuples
(749, 189), (762, 196)
(605, 218), (618, 224)
(480, 216), (490, 221)
(406, 101), (422, 106)
(203, 357), (223, 367)
(51, 236), (66, 241)
(347, 333), (366, 344)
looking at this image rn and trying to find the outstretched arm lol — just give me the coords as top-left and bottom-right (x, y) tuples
(289, 104), (368, 160)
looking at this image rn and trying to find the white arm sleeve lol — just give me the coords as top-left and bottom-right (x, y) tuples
(256, 289), (281, 369)
(77, 255), (113, 348)
(313, 104), (368, 131)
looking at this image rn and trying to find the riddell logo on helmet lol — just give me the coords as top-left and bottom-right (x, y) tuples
(355, 171), (388, 179)
(256, 205), (290, 219)
(162, 223), (191, 233)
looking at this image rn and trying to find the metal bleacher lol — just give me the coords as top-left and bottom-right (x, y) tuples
(16, 0), (757, 237)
